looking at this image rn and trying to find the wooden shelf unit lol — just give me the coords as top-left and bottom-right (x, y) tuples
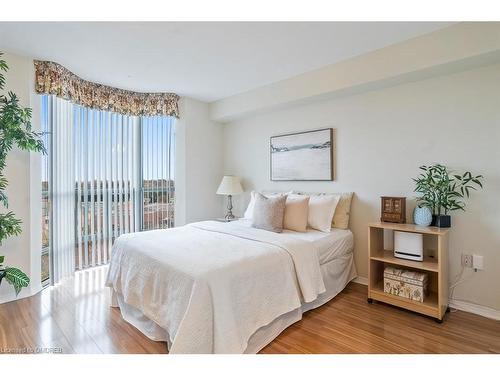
(367, 222), (449, 321)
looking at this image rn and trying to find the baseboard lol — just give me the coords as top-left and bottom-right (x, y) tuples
(0, 283), (42, 305)
(450, 299), (500, 321)
(352, 276), (368, 285)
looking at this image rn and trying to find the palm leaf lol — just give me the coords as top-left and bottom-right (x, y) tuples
(4, 267), (30, 296)
(0, 190), (8, 207)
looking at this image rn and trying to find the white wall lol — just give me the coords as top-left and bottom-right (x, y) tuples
(0, 52), (42, 303)
(175, 97), (224, 225)
(223, 63), (500, 311)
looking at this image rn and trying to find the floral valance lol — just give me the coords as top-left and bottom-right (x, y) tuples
(34, 60), (180, 118)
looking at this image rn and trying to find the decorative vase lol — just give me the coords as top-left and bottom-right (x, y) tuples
(413, 206), (433, 226)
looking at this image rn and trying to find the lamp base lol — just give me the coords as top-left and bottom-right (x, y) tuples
(224, 213), (236, 221)
(224, 194), (235, 221)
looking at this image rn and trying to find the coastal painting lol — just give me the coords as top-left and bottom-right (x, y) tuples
(270, 128), (333, 181)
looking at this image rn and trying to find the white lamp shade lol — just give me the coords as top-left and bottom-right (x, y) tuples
(216, 175), (243, 195)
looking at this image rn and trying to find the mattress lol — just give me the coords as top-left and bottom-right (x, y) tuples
(229, 219), (354, 265)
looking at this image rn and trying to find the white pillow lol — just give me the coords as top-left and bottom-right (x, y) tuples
(292, 191), (354, 229)
(243, 191), (257, 219)
(307, 194), (340, 232)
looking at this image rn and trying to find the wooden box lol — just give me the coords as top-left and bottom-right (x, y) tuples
(384, 266), (428, 303)
(381, 196), (406, 223)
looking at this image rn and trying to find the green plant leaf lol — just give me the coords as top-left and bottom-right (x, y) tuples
(413, 164), (484, 215)
(0, 212), (22, 243)
(0, 52), (46, 244)
(0, 191), (8, 208)
(4, 267), (30, 296)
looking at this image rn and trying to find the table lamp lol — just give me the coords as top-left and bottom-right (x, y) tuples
(216, 175), (243, 221)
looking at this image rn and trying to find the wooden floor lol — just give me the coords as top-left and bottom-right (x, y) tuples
(1, 266), (499, 354)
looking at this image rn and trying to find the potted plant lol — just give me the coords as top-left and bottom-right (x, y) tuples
(0, 52), (45, 296)
(413, 164), (484, 228)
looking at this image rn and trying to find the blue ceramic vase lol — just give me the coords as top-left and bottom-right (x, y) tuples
(414, 206), (433, 226)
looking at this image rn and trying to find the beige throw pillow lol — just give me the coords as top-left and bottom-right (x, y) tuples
(331, 192), (354, 229)
(283, 195), (310, 232)
(251, 193), (287, 233)
(307, 194), (340, 232)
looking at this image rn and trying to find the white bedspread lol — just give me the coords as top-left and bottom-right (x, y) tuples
(105, 220), (325, 354)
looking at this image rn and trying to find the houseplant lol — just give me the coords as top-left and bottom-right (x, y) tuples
(0, 52), (46, 295)
(413, 164), (484, 228)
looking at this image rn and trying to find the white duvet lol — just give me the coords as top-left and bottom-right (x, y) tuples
(105, 220), (325, 354)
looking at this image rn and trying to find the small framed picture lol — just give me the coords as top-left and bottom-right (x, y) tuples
(270, 128), (334, 181)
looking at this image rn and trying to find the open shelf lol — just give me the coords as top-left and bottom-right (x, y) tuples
(368, 222), (448, 321)
(371, 281), (439, 317)
(370, 249), (438, 272)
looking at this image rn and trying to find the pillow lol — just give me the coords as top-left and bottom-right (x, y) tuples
(331, 192), (354, 229)
(243, 191), (257, 219)
(244, 190), (289, 219)
(283, 195), (310, 232)
(307, 194), (340, 232)
(251, 193), (287, 233)
(292, 191), (354, 229)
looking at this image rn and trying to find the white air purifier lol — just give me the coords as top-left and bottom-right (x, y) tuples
(394, 231), (423, 261)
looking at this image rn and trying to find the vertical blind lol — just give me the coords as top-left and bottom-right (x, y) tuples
(41, 95), (176, 284)
(73, 105), (141, 271)
(43, 96), (76, 282)
(142, 116), (175, 231)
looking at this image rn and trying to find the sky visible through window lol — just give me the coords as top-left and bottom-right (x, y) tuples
(41, 95), (175, 184)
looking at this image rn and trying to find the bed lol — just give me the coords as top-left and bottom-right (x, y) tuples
(106, 219), (356, 354)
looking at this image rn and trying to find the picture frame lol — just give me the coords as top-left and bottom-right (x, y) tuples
(270, 128), (334, 181)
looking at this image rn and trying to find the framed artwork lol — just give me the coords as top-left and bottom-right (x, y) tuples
(270, 128), (334, 181)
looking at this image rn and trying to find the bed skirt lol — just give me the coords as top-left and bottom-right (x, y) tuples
(111, 252), (357, 354)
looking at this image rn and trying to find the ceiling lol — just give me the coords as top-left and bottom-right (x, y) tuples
(0, 22), (454, 102)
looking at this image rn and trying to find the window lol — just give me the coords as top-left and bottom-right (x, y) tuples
(41, 95), (175, 283)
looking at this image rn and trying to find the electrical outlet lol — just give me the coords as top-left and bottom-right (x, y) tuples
(462, 254), (473, 268)
(473, 254), (484, 271)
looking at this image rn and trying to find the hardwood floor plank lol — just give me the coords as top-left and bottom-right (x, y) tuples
(0, 268), (499, 354)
